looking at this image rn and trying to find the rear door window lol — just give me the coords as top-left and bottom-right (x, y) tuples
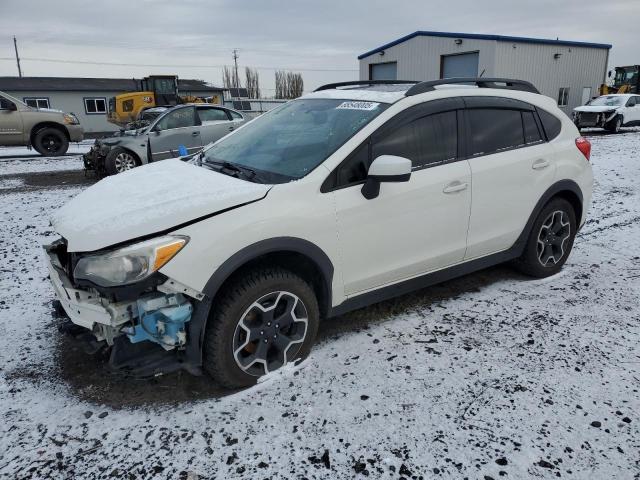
(198, 107), (230, 122)
(154, 107), (197, 131)
(372, 111), (458, 169)
(467, 109), (524, 156)
(522, 111), (543, 144)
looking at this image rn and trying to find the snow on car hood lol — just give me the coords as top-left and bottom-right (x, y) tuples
(51, 159), (270, 252)
(573, 105), (618, 113)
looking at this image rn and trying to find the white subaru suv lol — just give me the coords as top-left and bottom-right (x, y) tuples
(45, 78), (593, 388)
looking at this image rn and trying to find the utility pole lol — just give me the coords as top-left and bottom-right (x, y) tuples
(13, 36), (22, 77)
(232, 49), (239, 89)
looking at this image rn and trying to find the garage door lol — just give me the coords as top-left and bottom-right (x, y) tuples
(370, 62), (397, 80)
(441, 52), (479, 78)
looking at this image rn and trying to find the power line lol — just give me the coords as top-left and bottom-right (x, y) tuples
(0, 56), (358, 72)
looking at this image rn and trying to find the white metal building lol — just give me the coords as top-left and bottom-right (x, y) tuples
(358, 31), (611, 113)
(0, 77), (225, 135)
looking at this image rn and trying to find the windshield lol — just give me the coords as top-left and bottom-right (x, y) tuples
(201, 98), (388, 183)
(589, 96), (626, 107)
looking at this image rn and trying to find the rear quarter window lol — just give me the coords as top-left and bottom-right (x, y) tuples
(537, 108), (562, 140)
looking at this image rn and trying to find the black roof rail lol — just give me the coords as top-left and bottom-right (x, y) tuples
(405, 77), (540, 96)
(314, 80), (418, 91)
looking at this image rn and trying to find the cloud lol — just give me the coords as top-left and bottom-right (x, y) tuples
(0, 0), (636, 93)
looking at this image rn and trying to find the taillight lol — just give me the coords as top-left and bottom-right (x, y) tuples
(575, 136), (591, 161)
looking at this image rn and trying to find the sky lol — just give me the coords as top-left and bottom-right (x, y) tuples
(0, 0), (637, 96)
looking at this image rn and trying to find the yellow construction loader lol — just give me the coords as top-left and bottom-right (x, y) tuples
(599, 65), (640, 95)
(107, 75), (222, 127)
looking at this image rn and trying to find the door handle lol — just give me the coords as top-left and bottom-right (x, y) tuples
(228, 126), (234, 131)
(443, 181), (468, 194)
(191, 131), (200, 136)
(532, 159), (550, 170)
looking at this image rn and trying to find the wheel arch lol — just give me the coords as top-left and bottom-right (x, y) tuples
(515, 179), (584, 252)
(184, 237), (334, 370)
(109, 146), (142, 164)
(30, 122), (70, 144)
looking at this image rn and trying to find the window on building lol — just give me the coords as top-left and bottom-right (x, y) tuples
(84, 97), (107, 114)
(557, 87), (570, 107)
(372, 111), (458, 169)
(23, 97), (50, 109)
(522, 111), (543, 144)
(467, 109), (525, 156)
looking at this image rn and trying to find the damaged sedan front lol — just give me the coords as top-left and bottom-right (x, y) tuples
(44, 159), (271, 377)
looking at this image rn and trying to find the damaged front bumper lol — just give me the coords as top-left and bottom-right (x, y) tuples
(573, 110), (617, 128)
(82, 142), (108, 175)
(45, 241), (205, 377)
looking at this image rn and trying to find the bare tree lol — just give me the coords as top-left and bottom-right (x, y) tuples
(222, 66), (241, 91)
(245, 67), (260, 99)
(275, 70), (304, 99)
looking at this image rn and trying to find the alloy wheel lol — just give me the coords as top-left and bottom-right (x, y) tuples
(233, 291), (308, 376)
(536, 210), (571, 266)
(114, 152), (137, 172)
(42, 134), (63, 154)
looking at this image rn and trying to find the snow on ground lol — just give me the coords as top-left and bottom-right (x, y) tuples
(0, 140), (92, 159)
(0, 132), (639, 479)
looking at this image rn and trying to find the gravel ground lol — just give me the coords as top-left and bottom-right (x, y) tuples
(0, 131), (639, 479)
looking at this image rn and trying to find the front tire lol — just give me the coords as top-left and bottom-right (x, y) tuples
(605, 115), (622, 133)
(105, 147), (139, 175)
(33, 127), (69, 156)
(203, 268), (320, 389)
(515, 198), (577, 278)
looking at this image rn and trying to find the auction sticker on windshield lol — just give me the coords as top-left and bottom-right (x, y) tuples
(336, 101), (380, 111)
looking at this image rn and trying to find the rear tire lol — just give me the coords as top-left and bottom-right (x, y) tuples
(33, 127), (69, 156)
(203, 268), (319, 389)
(514, 198), (577, 278)
(105, 147), (139, 175)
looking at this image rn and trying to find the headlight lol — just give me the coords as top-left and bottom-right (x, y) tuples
(63, 113), (80, 125)
(74, 236), (188, 287)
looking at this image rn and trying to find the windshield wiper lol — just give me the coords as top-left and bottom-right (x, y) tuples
(203, 158), (264, 183)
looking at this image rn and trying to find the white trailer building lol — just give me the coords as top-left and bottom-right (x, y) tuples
(358, 31), (611, 113)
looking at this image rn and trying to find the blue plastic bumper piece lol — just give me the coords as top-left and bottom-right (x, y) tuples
(126, 294), (193, 350)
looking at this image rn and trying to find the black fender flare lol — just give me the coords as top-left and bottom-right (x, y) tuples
(512, 179), (584, 254)
(183, 237), (334, 370)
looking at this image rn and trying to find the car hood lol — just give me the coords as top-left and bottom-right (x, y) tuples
(52, 159), (271, 252)
(573, 105), (619, 113)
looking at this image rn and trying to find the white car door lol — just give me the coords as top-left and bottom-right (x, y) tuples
(463, 98), (557, 259)
(624, 96), (640, 124)
(327, 100), (472, 296)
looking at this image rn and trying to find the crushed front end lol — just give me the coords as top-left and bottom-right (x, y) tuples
(573, 109), (617, 129)
(83, 139), (111, 176)
(45, 238), (205, 377)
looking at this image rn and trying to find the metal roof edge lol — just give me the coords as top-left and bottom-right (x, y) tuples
(358, 30), (612, 59)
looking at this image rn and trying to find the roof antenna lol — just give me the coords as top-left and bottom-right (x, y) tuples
(479, 69), (485, 78)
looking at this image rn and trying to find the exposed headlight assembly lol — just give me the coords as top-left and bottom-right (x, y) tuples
(63, 113), (80, 125)
(74, 236), (188, 287)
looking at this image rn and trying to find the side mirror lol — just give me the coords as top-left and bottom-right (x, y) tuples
(8, 102), (17, 111)
(361, 155), (412, 200)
